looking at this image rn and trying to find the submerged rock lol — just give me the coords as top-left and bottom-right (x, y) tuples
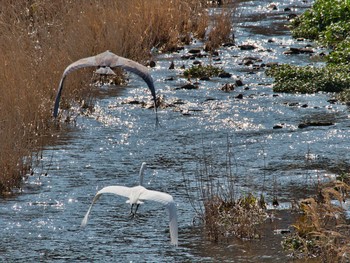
(122, 99), (146, 107)
(235, 94), (243, 99)
(176, 83), (199, 90)
(218, 72), (232, 78)
(298, 121), (334, 129)
(220, 83), (235, 92)
(235, 79), (244, 86)
(222, 42), (235, 47)
(188, 48), (201, 54)
(284, 47), (314, 55)
(273, 125), (283, 129)
(268, 3), (278, 10)
(238, 44), (257, 50)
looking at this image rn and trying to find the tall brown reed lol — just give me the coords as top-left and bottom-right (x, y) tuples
(0, 0), (234, 193)
(184, 138), (267, 243)
(283, 180), (350, 262)
(205, 10), (234, 51)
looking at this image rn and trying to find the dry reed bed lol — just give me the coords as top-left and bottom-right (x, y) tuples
(0, 0), (233, 193)
(283, 180), (350, 262)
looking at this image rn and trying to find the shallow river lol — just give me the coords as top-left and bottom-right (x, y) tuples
(1, 0), (349, 262)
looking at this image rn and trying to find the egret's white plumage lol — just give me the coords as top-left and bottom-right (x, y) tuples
(81, 163), (178, 246)
(53, 50), (157, 118)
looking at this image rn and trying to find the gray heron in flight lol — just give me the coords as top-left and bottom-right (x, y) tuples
(80, 163), (178, 246)
(53, 50), (157, 119)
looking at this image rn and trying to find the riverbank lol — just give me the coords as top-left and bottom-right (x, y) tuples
(0, 0), (233, 193)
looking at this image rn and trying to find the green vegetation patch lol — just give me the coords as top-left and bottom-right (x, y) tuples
(291, 0), (350, 44)
(183, 64), (227, 78)
(270, 0), (350, 103)
(327, 37), (350, 64)
(266, 64), (350, 93)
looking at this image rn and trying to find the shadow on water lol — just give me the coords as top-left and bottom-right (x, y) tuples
(2, 0), (350, 262)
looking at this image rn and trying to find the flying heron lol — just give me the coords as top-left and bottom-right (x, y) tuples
(53, 50), (157, 119)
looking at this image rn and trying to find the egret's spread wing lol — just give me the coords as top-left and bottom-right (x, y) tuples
(139, 189), (178, 245)
(96, 185), (132, 198)
(112, 56), (157, 111)
(80, 185), (131, 228)
(53, 55), (99, 117)
(139, 189), (174, 204)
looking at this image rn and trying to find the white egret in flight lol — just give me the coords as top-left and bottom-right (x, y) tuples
(80, 163), (178, 246)
(53, 50), (157, 118)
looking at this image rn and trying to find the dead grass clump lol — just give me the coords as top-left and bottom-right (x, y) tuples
(203, 193), (267, 242)
(185, 139), (267, 243)
(0, 0), (224, 193)
(283, 180), (350, 262)
(205, 10), (235, 51)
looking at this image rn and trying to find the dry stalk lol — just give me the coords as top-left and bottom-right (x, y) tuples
(283, 180), (350, 262)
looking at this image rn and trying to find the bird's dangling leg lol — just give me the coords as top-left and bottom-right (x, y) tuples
(128, 204), (135, 218)
(134, 204), (140, 215)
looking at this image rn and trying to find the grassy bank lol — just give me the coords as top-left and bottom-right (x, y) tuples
(266, 0), (350, 101)
(0, 0), (233, 194)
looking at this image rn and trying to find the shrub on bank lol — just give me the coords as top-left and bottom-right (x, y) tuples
(282, 180), (350, 262)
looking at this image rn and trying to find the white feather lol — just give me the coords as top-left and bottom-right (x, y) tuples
(81, 163), (178, 246)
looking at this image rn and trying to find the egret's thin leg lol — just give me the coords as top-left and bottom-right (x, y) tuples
(129, 204), (134, 216)
(134, 204), (140, 215)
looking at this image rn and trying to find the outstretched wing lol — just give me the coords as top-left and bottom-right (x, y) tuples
(53, 55), (100, 117)
(139, 189), (178, 246)
(112, 56), (156, 110)
(53, 50), (157, 119)
(80, 185), (131, 228)
(139, 189), (174, 204)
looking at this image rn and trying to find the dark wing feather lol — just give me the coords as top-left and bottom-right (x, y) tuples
(53, 56), (99, 117)
(112, 56), (157, 113)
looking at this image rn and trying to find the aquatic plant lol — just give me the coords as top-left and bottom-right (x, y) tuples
(282, 180), (350, 262)
(269, 0), (350, 102)
(202, 193), (266, 242)
(184, 64), (228, 79)
(290, 0), (350, 66)
(266, 64), (350, 93)
(291, 0), (350, 44)
(327, 37), (350, 64)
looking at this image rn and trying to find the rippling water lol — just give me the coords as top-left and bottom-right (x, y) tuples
(1, 0), (349, 262)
